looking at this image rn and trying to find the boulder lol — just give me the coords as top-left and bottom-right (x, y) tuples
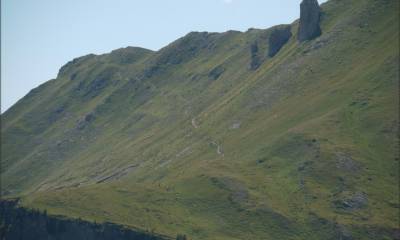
(298, 0), (322, 42)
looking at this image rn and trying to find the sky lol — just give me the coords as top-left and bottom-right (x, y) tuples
(1, 0), (327, 112)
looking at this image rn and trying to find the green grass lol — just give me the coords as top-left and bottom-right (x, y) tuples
(1, 0), (399, 239)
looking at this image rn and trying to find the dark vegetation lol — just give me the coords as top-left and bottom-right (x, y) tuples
(175, 234), (187, 240)
(0, 199), (170, 240)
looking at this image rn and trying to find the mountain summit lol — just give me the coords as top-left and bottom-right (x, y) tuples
(1, 0), (399, 239)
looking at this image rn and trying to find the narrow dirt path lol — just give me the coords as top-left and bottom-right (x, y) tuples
(211, 141), (224, 157)
(191, 118), (199, 129)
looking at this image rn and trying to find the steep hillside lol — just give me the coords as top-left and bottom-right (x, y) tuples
(1, 0), (399, 239)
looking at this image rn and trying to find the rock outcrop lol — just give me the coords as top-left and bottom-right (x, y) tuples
(208, 65), (225, 80)
(298, 0), (321, 42)
(268, 26), (292, 57)
(249, 42), (261, 70)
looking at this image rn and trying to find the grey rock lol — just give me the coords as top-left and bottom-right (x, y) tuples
(334, 192), (368, 211)
(250, 42), (261, 70)
(335, 152), (361, 173)
(298, 0), (322, 42)
(268, 26), (292, 57)
(210, 177), (248, 205)
(76, 112), (95, 130)
(335, 224), (354, 240)
(230, 122), (241, 129)
(84, 67), (117, 98)
(208, 65), (225, 80)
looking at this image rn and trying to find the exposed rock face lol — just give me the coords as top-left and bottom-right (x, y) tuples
(249, 42), (261, 70)
(298, 0), (321, 42)
(208, 65), (225, 80)
(268, 26), (292, 57)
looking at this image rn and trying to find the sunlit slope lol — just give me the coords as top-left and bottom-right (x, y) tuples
(1, 0), (398, 239)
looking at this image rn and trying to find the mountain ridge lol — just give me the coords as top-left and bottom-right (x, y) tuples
(1, 0), (399, 239)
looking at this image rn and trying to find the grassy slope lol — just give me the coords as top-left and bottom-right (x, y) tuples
(1, 0), (399, 239)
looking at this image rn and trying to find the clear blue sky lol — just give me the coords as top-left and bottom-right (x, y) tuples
(1, 0), (327, 112)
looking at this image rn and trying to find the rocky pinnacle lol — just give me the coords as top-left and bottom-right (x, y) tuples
(298, 0), (322, 42)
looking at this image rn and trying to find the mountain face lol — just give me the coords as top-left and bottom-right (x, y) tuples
(1, 0), (399, 239)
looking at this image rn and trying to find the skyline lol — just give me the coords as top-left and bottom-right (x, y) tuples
(1, 0), (327, 112)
